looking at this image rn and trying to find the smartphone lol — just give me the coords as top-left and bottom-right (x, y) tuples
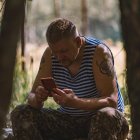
(41, 77), (57, 94)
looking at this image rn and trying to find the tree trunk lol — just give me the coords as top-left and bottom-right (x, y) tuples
(81, 0), (88, 35)
(0, 0), (25, 137)
(119, 0), (140, 139)
(53, 0), (60, 17)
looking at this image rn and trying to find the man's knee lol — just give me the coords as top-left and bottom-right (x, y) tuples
(89, 107), (129, 140)
(11, 104), (42, 133)
(11, 104), (30, 120)
(98, 107), (129, 131)
(98, 107), (118, 117)
(11, 104), (24, 119)
(91, 107), (122, 130)
(98, 108), (128, 127)
(11, 104), (38, 126)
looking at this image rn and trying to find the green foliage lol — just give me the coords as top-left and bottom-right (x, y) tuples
(125, 105), (131, 125)
(10, 60), (32, 110)
(44, 97), (59, 109)
(119, 69), (130, 105)
(121, 86), (129, 105)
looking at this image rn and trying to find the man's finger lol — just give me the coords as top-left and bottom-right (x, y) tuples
(53, 88), (65, 96)
(63, 89), (73, 94)
(52, 93), (60, 103)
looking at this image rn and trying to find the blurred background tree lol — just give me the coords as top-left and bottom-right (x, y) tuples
(81, 0), (88, 35)
(25, 0), (120, 44)
(53, 0), (61, 17)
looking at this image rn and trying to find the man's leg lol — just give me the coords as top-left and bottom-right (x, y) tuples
(11, 105), (46, 140)
(88, 107), (129, 140)
(11, 104), (90, 140)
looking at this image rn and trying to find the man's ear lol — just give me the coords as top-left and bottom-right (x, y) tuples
(75, 36), (82, 48)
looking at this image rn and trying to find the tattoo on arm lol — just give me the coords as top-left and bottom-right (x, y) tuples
(96, 54), (115, 77)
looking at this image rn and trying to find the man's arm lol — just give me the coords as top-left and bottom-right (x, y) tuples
(73, 44), (118, 110)
(27, 47), (52, 108)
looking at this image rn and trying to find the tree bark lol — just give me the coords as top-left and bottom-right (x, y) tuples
(119, 0), (140, 139)
(0, 0), (26, 137)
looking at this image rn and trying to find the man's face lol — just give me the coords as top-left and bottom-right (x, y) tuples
(50, 37), (80, 67)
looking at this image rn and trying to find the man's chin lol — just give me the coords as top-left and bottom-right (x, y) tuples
(60, 61), (72, 68)
(61, 63), (70, 68)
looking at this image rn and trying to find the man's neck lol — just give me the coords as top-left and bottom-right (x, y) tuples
(75, 36), (85, 60)
(67, 37), (85, 68)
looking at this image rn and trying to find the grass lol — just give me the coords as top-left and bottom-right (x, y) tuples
(44, 97), (59, 109)
(124, 105), (132, 140)
(10, 62), (31, 110)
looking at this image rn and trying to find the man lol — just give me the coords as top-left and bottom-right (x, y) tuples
(11, 18), (129, 140)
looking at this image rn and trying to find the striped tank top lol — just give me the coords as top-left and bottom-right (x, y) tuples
(52, 36), (124, 116)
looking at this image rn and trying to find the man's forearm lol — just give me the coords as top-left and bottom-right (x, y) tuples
(72, 96), (117, 111)
(27, 92), (44, 109)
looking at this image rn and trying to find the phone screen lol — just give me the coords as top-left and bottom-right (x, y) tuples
(41, 77), (57, 93)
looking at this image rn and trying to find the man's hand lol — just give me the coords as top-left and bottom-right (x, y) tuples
(51, 88), (117, 111)
(35, 86), (49, 103)
(52, 88), (77, 107)
(28, 86), (49, 109)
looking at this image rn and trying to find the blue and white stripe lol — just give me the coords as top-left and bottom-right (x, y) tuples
(51, 37), (124, 116)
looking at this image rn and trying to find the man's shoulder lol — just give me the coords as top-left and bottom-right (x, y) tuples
(44, 47), (52, 57)
(93, 44), (114, 67)
(84, 36), (112, 58)
(40, 47), (52, 66)
(84, 36), (102, 46)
